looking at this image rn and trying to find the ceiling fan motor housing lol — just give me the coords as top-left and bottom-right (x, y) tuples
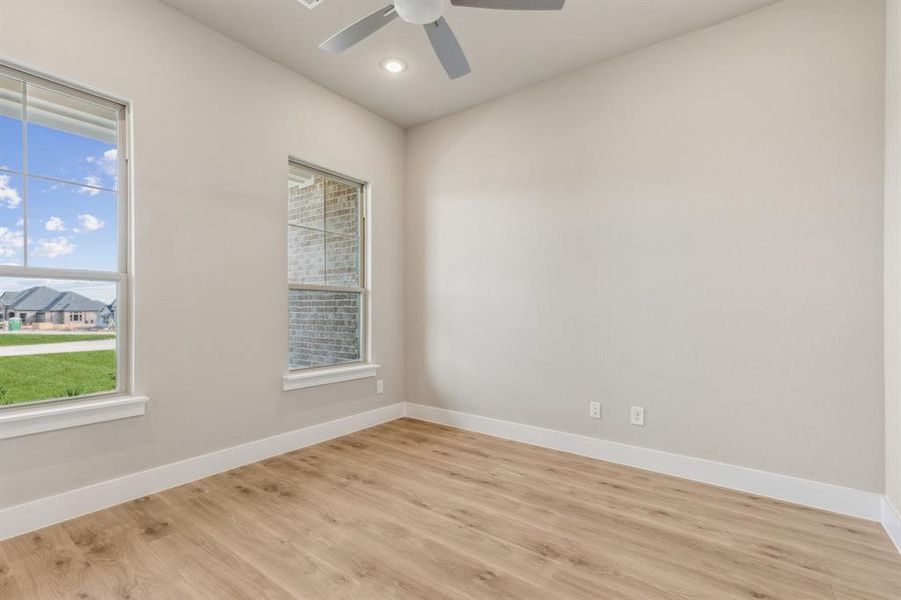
(394, 0), (447, 25)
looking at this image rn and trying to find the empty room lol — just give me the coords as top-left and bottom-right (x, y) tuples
(0, 0), (900, 597)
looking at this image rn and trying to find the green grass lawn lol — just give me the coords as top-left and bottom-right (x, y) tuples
(0, 350), (117, 406)
(0, 334), (115, 347)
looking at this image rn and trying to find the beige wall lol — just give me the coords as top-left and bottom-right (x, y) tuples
(886, 0), (901, 509)
(405, 0), (886, 492)
(0, 0), (406, 507)
(0, 0), (889, 507)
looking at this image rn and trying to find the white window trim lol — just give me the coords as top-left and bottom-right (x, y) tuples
(0, 394), (147, 439)
(0, 59), (144, 439)
(283, 362), (380, 391)
(285, 159), (375, 387)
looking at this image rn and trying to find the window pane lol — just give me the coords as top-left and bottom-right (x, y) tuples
(26, 177), (118, 271)
(0, 75), (23, 172)
(286, 162), (365, 371)
(0, 277), (118, 406)
(324, 179), (359, 236)
(26, 84), (118, 189)
(326, 233), (360, 286)
(0, 173), (24, 266)
(288, 165), (323, 229)
(288, 225), (324, 284)
(288, 290), (361, 369)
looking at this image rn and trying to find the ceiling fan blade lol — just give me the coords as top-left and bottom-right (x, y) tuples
(451, 0), (564, 9)
(424, 17), (471, 80)
(319, 5), (397, 53)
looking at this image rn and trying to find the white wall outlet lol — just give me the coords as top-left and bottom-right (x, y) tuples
(376, 380), (384, 394)
(630, 406), (645, 426)
(589, 401), (601, 419)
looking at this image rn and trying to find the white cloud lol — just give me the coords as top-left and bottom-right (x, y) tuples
(0, 173), (22, 209)
(45, 216), (65, 232)
(0, 227), (23, 259)
(15, 218), (23, 227)
(85, 148), (118, 189)
(31, 236), (75, 259)
(79, 176), (103, 196)
(87, 148), (117, 175)
(77, 213), (105, 232)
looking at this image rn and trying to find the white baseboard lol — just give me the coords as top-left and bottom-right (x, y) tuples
(404, 403), (883, 522)
(1, 400), (892, 549)
(0, 402), (404, 541)
(883, 497), (901, 553)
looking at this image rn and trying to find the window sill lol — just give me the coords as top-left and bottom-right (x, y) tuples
(0, 394), (148, 440)
(283, 363), (380, 391)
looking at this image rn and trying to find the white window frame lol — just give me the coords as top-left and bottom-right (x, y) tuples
(283, 159), (378, 390)
(0, 60), (145, 438)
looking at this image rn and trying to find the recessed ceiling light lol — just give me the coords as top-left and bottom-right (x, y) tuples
(381, 58), (408, 74)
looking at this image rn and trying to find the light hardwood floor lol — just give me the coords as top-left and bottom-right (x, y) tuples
(1, 417), (899, 599)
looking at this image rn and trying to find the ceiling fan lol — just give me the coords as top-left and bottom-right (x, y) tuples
(319, 0), (565, 80)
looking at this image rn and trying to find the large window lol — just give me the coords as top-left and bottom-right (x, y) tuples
(0, 64), (127, 407)
(287, 162), (366, 370)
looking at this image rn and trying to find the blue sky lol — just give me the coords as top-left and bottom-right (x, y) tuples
(0, 114), (119, 303)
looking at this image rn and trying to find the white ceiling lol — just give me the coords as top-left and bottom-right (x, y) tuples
(164, 0), (774, 128)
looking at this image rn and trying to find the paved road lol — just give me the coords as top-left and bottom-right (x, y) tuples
(0, 339), (116, 357)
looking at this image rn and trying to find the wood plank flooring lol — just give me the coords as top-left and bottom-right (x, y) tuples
(2, 417), (900, 599)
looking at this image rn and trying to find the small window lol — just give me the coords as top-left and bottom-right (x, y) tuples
(0, 63), (128, 407)
(287, 162), (366, 370)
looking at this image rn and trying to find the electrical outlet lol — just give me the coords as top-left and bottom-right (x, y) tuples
(376, 380), (384, 394)
(630, 406), (645, 426)
(589, 401), (601, 420)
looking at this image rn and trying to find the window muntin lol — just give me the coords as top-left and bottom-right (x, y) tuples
(287, 162), (365, 371)
(0, 64), (127, 408)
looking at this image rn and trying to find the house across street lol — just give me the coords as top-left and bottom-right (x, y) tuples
(0, 286), (116, 331)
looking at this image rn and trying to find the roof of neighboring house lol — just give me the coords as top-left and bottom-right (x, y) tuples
(0, 286), (105, 312)
(0, 291), (20, 306)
